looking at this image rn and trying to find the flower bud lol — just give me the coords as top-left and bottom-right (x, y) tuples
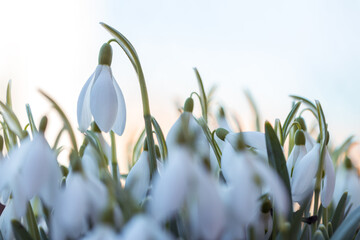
(184, 98), (194, 112)
(294, 130), (306, 145)
(295, 117), (307, 131)
(98, 43), (113, 66)
(39, 116), (48, 133)
(215, 128), (229, 141)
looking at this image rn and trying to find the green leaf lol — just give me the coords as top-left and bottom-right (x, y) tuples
(330, 192), (348, 232)
(282, 101), (301, 144)
(25, 202), (40, 240)
(131, 129), (146, 166)
(151, 117), (168, 160)
(194, 68), (208, 123)
(25, 104), (38, 133)
(39, 90), (78, 153)
(289, 197), (311, 239)
(6, 80), (12, 108)
(264, 121), (293, 218)
(11, 220), (33, 240)
(84, 130), (108, 167)
(274, 119), (283, 145)
(39, 228), (48, 240)
(0, 101), (25, 139)
(331, 206), (360, 240)
(244, 89), (261, 132)
(289, 95), (317, 116)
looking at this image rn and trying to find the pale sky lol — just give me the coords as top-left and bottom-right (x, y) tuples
(0, 0), (359, 169)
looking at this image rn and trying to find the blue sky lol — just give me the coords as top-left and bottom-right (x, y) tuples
(0, 0), (359, 166)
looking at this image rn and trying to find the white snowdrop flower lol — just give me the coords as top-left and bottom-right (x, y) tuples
(333, 157), (360, 212)
(166, 98), (209, 162)
(0, 132), (61, 217)
(80, 225), (121, 240)
(77, 43), (126, 135)
(287, 130), (308, 180)
(51, 172), (108, 240)
(121, 214), (174, 240)
(295, 117), (315, 152)
(219, 132), (289, 225)
(125, 148), (150, 204)
(0, 200), (16, 240)
(291, 143), (335, 207)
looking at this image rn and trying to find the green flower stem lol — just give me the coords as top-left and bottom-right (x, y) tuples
(26, 202), (40, 240)
(110, 131), (119, 182)
(101, 23), (157, 178)
(312, 189), (320, 233)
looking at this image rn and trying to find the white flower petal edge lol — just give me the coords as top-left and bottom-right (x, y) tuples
(320, 148), (335, 207)
(125, 151), (150, 204)
(111, 75), (126, 135)
(77, 67), (98, 132)
(90, 65), (118, 132)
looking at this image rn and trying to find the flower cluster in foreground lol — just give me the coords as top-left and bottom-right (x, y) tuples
(0, 23), (359, 240)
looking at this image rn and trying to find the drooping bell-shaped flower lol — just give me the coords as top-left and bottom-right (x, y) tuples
(333, 157), (360, 212)
(125, 140), (150, 204)
(77, 43), (126, 135)
(291, 143), (335, 207)
(0, 121), (62, 217)
(166, 97), (210, 162)
(287, 130), (308, 180)
(295, 117), (315, 152)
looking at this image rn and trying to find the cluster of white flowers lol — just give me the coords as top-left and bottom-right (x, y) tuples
(0, 23), (359, 240)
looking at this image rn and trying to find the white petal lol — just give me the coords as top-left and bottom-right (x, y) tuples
(77, 67), (98, 132)
(90, 65), (118, 132)
(125, 151), (150, 204)
(291, 144), (320, 203)
(227, 131), (266, 153)
(150, 147), (191, 222)
(0, 200), (16, 240)
(321, 147), (335, 207)
(287, 145), (307, 179)
(220, 140), (238, 183)
(304, 132), (316, 152)
(111, 77), (126, 136)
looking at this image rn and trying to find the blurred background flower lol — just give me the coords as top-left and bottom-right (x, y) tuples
(0, 0), (359, 171)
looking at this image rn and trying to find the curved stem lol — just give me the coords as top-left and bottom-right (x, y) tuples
(110, 131), (119, 182)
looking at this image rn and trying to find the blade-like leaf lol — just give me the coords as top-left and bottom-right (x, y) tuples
(25, 202), (40, 240)
(25, 104), (38, 133)
(131, 129), (146, 166)
(265, 121), (293, 218)
(244, 89), (261, 132)
(151, 117), (167, 160)
(11, 220), (33, 240)
(290, 95), (317, 116)
(6, 80), (12, 108)
(330, 192), (348, 232)
(0, 101), (24, 138)
(331, 206), (360, 240)
(194, 68), (208, 123)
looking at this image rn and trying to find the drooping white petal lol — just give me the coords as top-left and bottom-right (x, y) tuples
(304, 132), (316, 152)
(90, 65), (118, 132)
(194, 165), (225, 239)
(252, 158), (289, 215)
(80, 225), (121, 240)
(0, 200), (16, 240)
(220, 140), (238, 183)
(291, 144), (320, 203)
(121, 215), (174, 240)
(77, 67), (98, 132)
(111, 76), (126, 136)
(12, 176), (27, 217)
(150, 147), (192, 222)
(287, 145), (307, 179)
(321, 147), (335, 207)
(125, 151), (150, 204)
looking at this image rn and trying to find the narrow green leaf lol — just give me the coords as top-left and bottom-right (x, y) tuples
(6, 80), (12, 108)
(39, 90), (78, 153)
(0, 101), (24, 138)
(84, 130), (108, 167)
(289, 197), (311, 239)
(274, 119), (283, 145)
(11, 220), (33, 240)
(52, 126), (66, 150)
(264, 121), (293, 218)
(194, 68), (208, 123)
(151, 117), (168, 160)
(39, 228), (48, 240)
(131, 129), (146, 166)
(25, 104), (38, 133)
(282, 101), (301, 144)
(330, 192), (348, 232)
(25, 202), (40, 240)
(244, 89), (261, 132)
(289, 95), (317, 116)
(331, 206), (360, 240)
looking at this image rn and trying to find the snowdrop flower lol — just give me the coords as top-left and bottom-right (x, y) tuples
(166, 97), (209, 162)
(0, 126), (61, 217)
(0, 200), (16, 240)
(291, 143), (335, 207)
(121, 215), (174, 240)
(287, 130), (308, 179)
(80, 225), (121, 240)
(333, 157), (360, 212)
(51, 172), (108, 240)
(125, 142), (150, 204)
(77, 43), (126, 135)
(295, 117), (315, 152)
(217, 130), (289, 235)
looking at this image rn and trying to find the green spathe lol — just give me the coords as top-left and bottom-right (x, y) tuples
(98, 43), (113, 66)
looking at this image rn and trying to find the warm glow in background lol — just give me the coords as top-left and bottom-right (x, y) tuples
(1, 0), (359, 170)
